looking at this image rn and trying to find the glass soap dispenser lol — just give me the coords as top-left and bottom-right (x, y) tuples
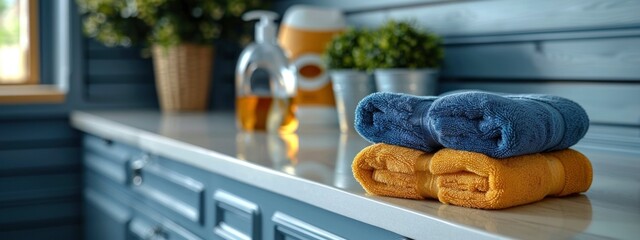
(236, 11), (298, 133)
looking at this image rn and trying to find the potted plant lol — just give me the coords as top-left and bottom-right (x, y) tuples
(77, 0), (263, 111)
(323, 28), (374, 132)
(357, 20), (444, 96)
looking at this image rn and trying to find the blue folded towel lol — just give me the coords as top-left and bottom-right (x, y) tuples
(354, 92), (440, 152)
(355, 91), (589, 158)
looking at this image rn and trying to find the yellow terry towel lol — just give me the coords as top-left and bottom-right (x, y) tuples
(352, 144), (592, 209)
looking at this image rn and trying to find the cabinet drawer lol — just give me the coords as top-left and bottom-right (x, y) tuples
(128, 209), (202, 240)
(130, 156), (205, 225)
(84, 189), (131, 240)
(212, 190), (260, 240)
(272, 212), (345, 240)
(84, 135), (140, 184)
(84, 135), (139, 162)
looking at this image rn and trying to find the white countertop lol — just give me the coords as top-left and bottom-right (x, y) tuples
(71, 110), (640, 240)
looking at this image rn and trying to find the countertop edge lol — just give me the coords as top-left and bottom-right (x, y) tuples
(70, 110), (506, 240)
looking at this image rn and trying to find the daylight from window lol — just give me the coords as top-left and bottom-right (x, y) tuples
(0, 0), (28, 84)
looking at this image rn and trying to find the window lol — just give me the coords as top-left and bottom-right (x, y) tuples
(0, 0), (38, 84)
(0, 0), (66, 104)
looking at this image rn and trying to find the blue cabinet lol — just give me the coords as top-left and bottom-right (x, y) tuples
(130, 155), (206, 225)
(127, 205), (203, 240)
(84, 189), (130, 240)
(272, 212), (345, 240)
(212, 190), (261, 240)
(82, 134), (405, 240)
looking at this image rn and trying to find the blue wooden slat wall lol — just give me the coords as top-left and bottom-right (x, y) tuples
(83, 38), (242, 110)
(0, 117), (82, 240)
(83, 40), (158, 107)
(0, 225), (81, 240)
(442, 36), (640, 80)
(346, 0), (640, 35)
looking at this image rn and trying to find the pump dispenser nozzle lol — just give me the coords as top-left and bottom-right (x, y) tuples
(243, 10), (279, 44)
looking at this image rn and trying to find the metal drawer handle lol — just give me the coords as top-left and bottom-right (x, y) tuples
(131, 154), (149, 186)
(145, 225), (167, 240)
(102, 138), (114, 146)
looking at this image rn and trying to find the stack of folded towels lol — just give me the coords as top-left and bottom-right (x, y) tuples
(352, 91), (593, 209)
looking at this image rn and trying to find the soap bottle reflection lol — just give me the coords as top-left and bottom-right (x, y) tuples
(267, 133), (299, 171)
(269, 131), (336, 185)
(236, 132), (269, 167)
(293, 131), (337, 184)
(238, 130), (358, 186)
(334, 133), (372, 189)
(236, 131), (300, 169)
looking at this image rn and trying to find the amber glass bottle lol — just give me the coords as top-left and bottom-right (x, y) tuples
(236, 96), (298, 133)
(235, 11), (298, 133)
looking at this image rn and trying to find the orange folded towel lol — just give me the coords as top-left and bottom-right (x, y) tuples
(352, 144), (592, 209)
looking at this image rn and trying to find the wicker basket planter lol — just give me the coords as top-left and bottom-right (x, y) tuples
(152, 44), (214, 112)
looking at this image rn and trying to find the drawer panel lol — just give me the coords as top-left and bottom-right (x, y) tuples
(131, 157), (204, 225)
(84, 189), (131, 240)
(84, 135), (140, 184)
(84, 135), (138, 162)
(272, 212), (345, 240)
(128, 209), (202, 240)
(84, 152), (129, 184)
(213, 190), (260, 240)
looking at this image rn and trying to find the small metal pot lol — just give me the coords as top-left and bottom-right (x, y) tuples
(374, 68), (439, 96)
(330, 70), (375, 133)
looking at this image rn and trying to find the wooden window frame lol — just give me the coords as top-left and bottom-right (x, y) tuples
(25, 0), (40, 85)
(0, 0), (65, 104)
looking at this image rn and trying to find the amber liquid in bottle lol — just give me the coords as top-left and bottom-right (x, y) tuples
(236, 96), (298, 133)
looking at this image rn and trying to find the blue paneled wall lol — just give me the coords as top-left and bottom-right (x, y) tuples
(83, 39), (243, 110)
(0, 116), (82, 239)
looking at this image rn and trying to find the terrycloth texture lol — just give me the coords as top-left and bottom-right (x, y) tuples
(355, 91), (590, 158)
(429, 92), (590, 158)
(352, 144), (593, 209)
(354, 92), (439, 152)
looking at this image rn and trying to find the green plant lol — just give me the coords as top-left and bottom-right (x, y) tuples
(356, 20), (443, 70)
(76, 0), (265, 48)
(323, 28), (370, 70)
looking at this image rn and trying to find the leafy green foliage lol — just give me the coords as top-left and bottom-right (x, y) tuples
(357, 20), (444, 70)
(0, 0), (20, 46)
(76, 0), (265, 48)
(0, 17), (19, 46)
(323, 28), (370, 70)
(77, 0), (149, 47)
